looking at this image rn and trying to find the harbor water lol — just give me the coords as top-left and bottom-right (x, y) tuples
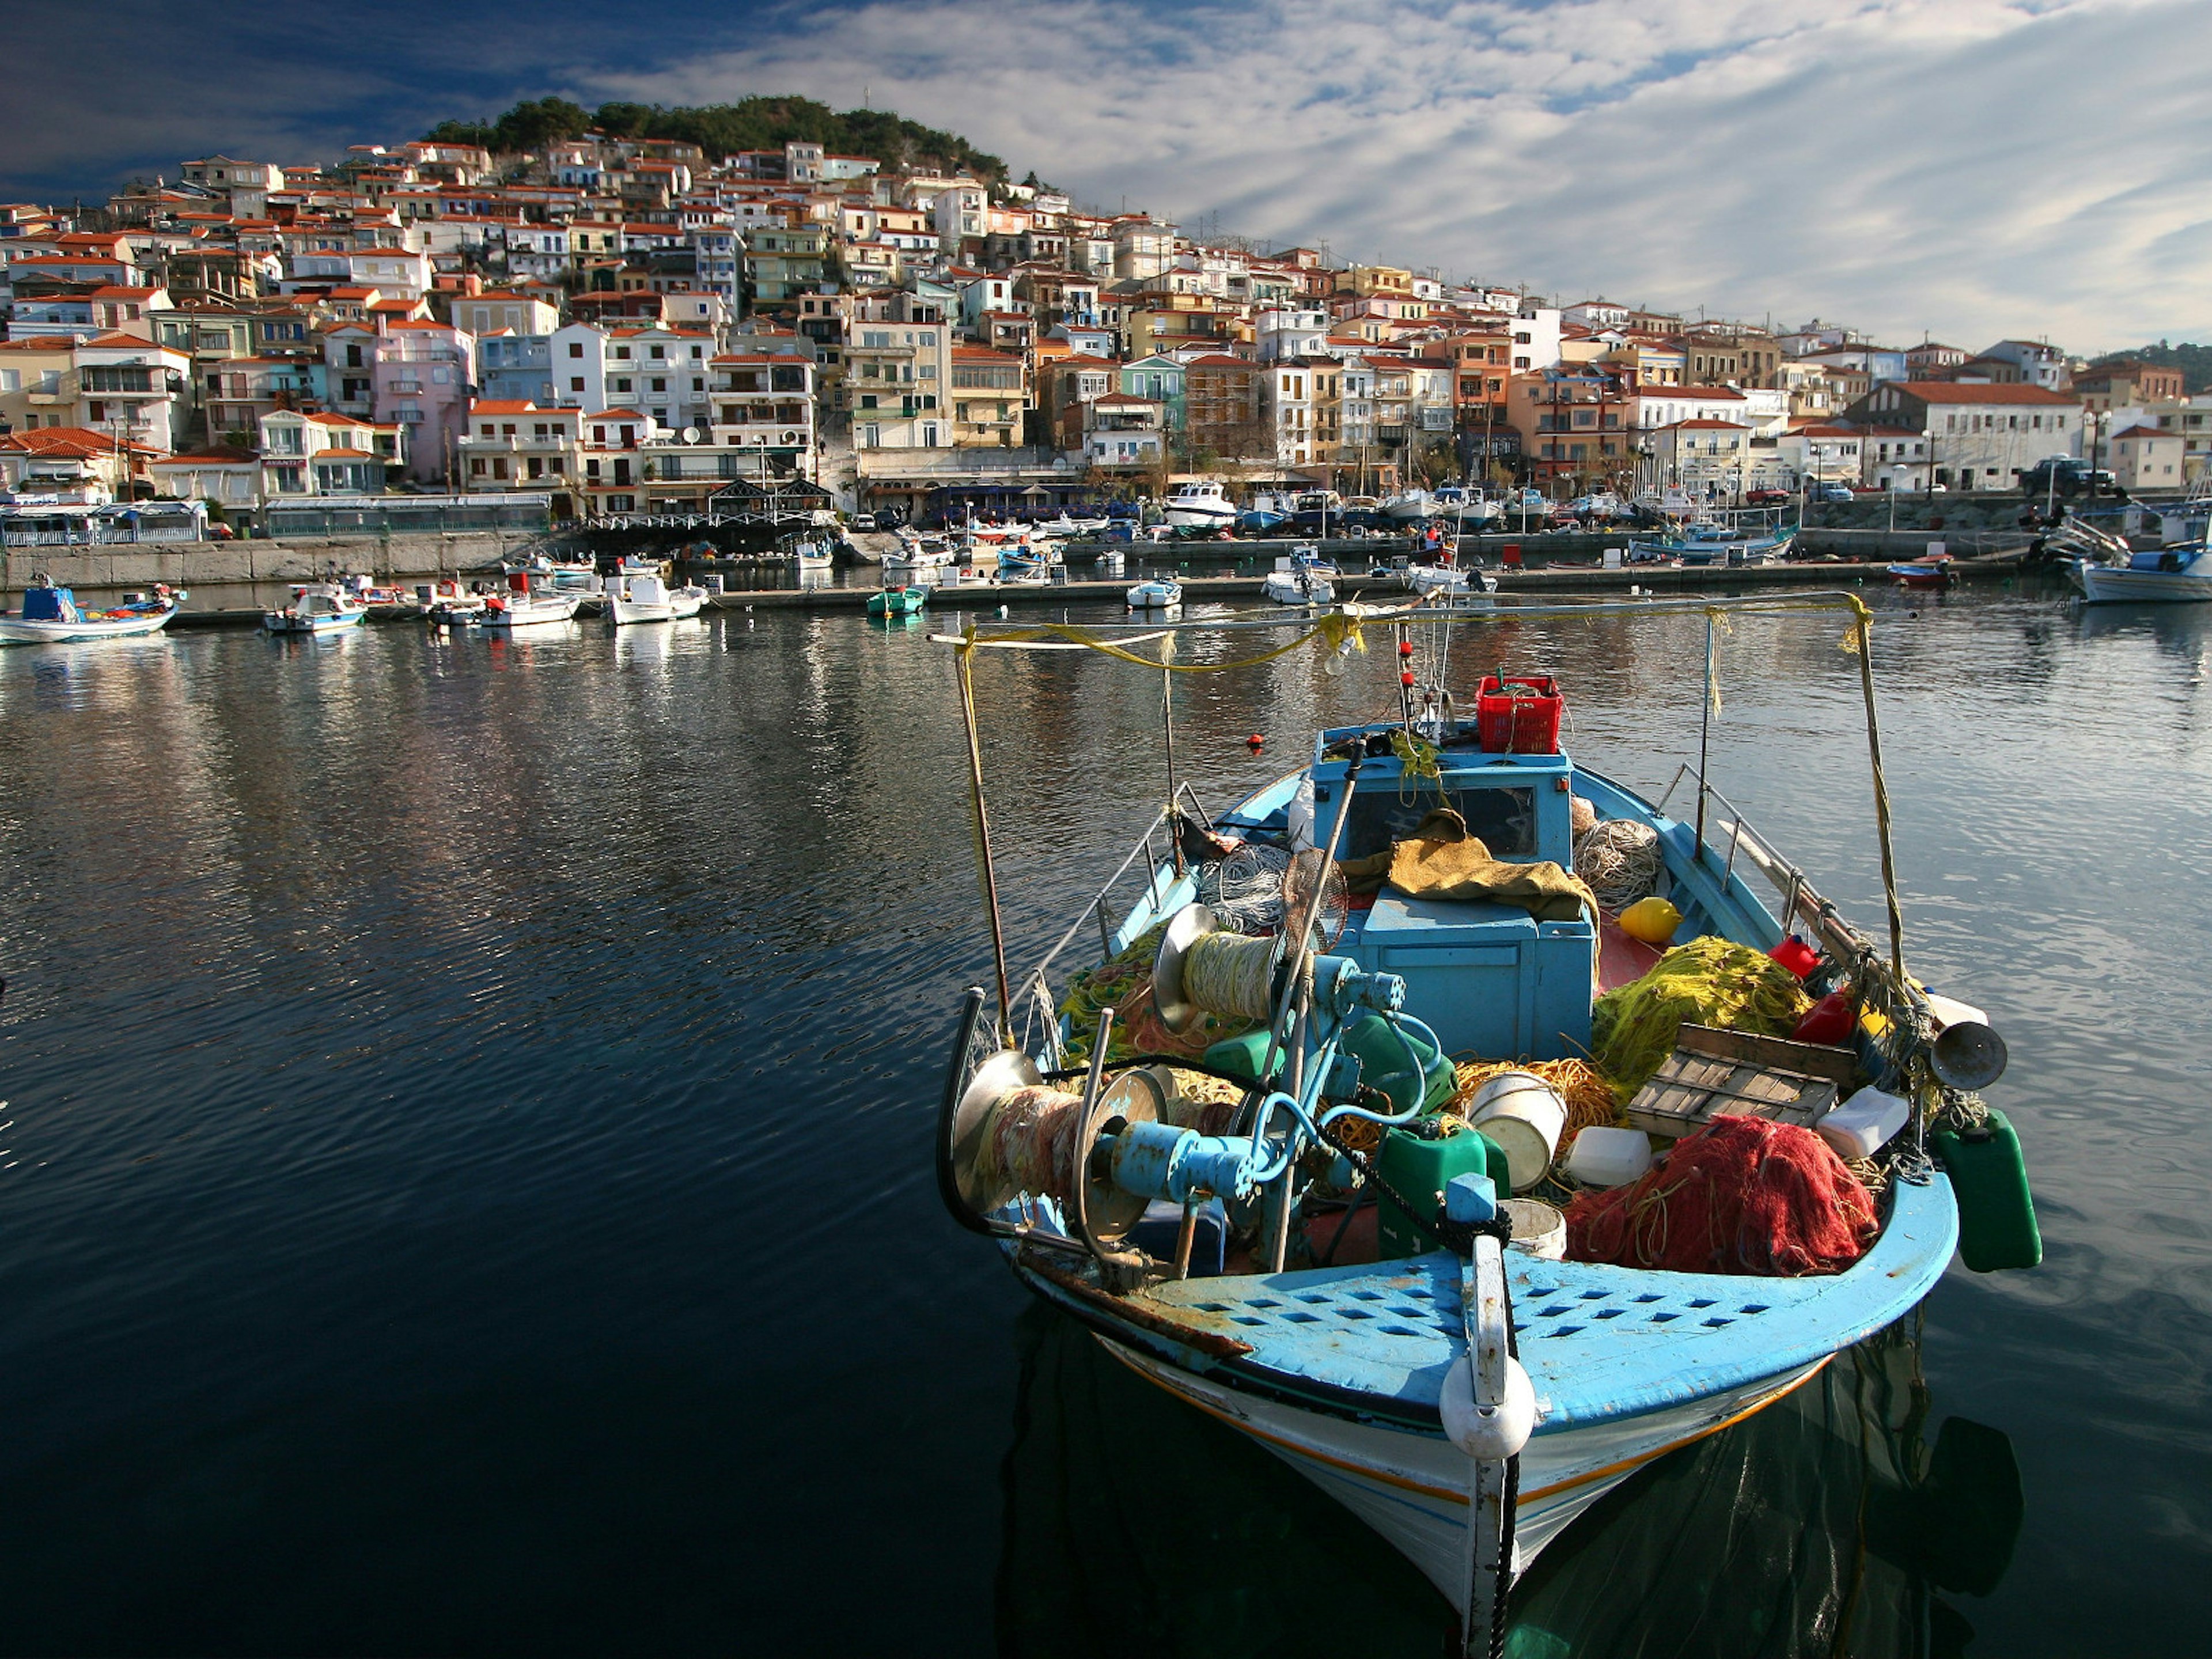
(0, 588), (2205, 1654)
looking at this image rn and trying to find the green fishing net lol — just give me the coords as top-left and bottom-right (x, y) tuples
(1592, 935), (1812, 1097)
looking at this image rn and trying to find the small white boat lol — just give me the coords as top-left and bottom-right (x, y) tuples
(504, 552), (603, 594)
(885, 536), (959, 579)
(1405, 562), (1499, 597)
(1262, 560), (1336, 607)
(478, 573), (582, 629)
(1381, 489), (1441, 524)
(265, 582), (368, 634)
(790, 536), (835, 583)
(1127, 579), (1184, 609)
(0, 578), (184, 645)
(608, 572), (704, 624)
(1162, 481), (1238, 529)
(417, 578), (489, 625)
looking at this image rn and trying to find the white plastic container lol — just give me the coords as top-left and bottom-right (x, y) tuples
(1467, 1071), (1567, 1193)
(1501, 1198), (1567, 1259)
(1817, 1086), (1911, 1161)
(1565, 1125), (1654, 1189)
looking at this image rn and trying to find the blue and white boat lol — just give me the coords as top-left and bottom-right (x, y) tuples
(2075, 543), (2212, 603)
(0, 577), (184, 645)
(264, 582), (367, 635)
(1628, 521), (1795, 567)
(934, 593), (2037, 1652)
(1126, 578), (1183, 609)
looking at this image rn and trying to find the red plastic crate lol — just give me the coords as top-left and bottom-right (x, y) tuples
(1477, 673), (1563, 752)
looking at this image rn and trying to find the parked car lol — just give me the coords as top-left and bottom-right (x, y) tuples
(2016, 457), (2117, 497)
(1812, 482), (1855, 504)
(1745, 488), (1791, 506)
(850, 512), (876, 532)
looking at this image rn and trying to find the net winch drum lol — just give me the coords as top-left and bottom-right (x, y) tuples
(1150, 902), (1220, 1035)
(1152, 902), (1285, 1033)
(946, 1046), (1044, 1221)
(1923, 991), (2009, 1092)
(1070, 1067), (1169, 1253)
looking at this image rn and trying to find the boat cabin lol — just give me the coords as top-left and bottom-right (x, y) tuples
(1304, 732), (1594, 1062)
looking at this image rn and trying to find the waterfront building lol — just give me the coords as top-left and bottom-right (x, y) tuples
(373, 319), (474, 483)
(2107, 424), (2186, 492)
(1841, 381), (2083, 491)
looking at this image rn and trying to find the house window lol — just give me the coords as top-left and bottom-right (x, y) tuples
(570, 377), (585, 392)
(569, 342), (584, 358)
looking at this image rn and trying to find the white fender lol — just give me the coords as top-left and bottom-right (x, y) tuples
(1440, 1353), (1537, 1461)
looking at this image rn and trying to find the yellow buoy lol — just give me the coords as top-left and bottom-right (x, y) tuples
(1618, 896), (1683, 946)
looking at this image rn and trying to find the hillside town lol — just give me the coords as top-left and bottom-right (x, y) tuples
(0, 118), (2202, 531)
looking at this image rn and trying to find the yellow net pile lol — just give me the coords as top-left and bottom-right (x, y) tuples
(1445, 1058), (1624, 1154)
(1590, 935), (1811, 1098)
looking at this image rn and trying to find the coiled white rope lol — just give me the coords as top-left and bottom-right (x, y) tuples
(1196, 843), (1292, 931)
(1573, 817), (1662, 912)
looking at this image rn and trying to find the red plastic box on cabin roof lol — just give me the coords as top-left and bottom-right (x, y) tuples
(1476, 674), (1563, 753)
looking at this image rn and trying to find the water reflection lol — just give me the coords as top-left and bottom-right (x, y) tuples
(997, 1309), (2021, 1659)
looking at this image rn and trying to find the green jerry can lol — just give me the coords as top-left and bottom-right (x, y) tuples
(1376, 1120), (1505, 1259)
(1933, 1106), (2042, 1272)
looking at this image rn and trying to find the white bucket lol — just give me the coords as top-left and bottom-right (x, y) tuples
(1501, 1197), (1566, 1259)
(1565, 1125), (1654, 1189)
(1467, 1071), (1566, 1194)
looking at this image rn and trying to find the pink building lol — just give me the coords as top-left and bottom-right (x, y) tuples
(372, 318), (475, 484)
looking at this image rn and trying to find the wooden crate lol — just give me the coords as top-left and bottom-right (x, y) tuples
(1626, 1024), (1859, 1139)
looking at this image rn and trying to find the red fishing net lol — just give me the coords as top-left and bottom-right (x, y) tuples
(1566, 1115), (1880, 1277)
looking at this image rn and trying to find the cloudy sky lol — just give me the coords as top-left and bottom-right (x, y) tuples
(9, 0), (2210, 353)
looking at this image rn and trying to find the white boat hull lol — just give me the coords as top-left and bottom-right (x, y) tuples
(611, 599), (674, 624)
(1163, 503), (1237, 528)
(1104, 1339), (1827, 1611)
(1262, 574), (1335, 605)
(265, 611), (365, 635)
(0, 607), (178, 645)
(2076, 563), (2212, 603)
(479, 596), (582, 628)
(1127, 583), (1183, 608)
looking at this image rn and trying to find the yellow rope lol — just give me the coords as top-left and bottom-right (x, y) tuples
(1181, 931), (1278, 1021)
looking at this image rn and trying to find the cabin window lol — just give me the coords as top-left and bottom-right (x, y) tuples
(1333, 785), (1537, 862)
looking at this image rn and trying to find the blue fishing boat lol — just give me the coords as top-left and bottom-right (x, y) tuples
(1628, 522), (1796, 566)
(263, 582), (368, 635)
(2046, 516), (2212, 603)
(934, 593), (2038, 1653)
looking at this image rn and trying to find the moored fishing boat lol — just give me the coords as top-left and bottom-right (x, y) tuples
(1261, 564), (1335, 606)
(264, 582), (367, 635)
(608, 571), (707, 624)
(1126, 578), (1183, 609)
(478, 572), (582, 629)
(2045, 516), (2212, 603)
(929, 593), (2040, 1654)
(0, 578), (185, 645)
(868, 585), (929, 619)
(1163, 480), (1238, 529)
(1888, 554), (1955, 590)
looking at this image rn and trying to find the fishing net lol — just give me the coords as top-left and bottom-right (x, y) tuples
(1565, 1115), (1879, 1277)
(1059, 924), (1260, 1069)
(1194, 843), (1291, 933)
(1591, 935), (1811, 1098)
